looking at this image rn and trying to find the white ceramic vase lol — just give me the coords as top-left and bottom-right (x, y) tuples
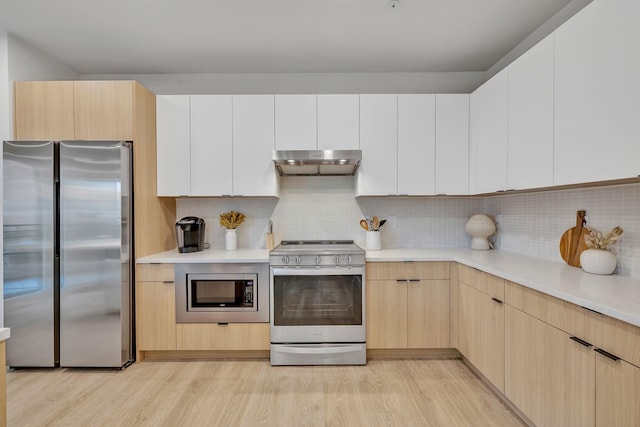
(365, 231), (382, 251)
(580, 249), (617, 275)
(225, 228), (238, 251)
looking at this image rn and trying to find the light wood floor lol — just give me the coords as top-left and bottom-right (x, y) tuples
(7, 359), (524, 426)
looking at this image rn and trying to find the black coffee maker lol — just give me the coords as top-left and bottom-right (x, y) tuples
(176, 217), (206, 253)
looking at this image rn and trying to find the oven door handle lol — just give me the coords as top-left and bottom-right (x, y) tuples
(272, 344), (364, 355)
(271, 267), (364, 276)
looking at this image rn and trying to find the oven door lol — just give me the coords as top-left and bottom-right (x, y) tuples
(270, 266), (365, 344)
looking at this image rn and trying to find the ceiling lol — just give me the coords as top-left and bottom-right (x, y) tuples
(0, 0), (577, 75)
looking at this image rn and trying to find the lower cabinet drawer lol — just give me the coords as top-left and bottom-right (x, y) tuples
(176, 323), (270, 351)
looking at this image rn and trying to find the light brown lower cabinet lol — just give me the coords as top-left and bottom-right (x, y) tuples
(458, 281), (505, 392)
(505, 305), (595, 427)
(176, 323), (270, 351)
(136, 264), (177, 351)
(595, 351), (640, 426)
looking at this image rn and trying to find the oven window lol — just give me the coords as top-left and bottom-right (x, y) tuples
(273, 275), (362, 326)
(191, 279), (254, 308)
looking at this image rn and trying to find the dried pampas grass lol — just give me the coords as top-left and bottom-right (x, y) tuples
(219, 211), (245, 229)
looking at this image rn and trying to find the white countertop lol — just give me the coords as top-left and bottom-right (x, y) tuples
(136, 247), (640, 328)
(0, 328), (10, 342)
(367, 248), (640, 328)
(136, 248), (269, 264)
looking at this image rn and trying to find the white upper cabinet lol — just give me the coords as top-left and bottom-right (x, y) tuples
(435, 94), (470, 195)
(468, 92), (478, 194)
(156, 95), (190, 197)
(232, 95), (278, 197)
(554, 0), (640, 185)
(274, 95), (317, 150)
(317, 95), (360, 150)
(473, 70), (508, 193)
(357, 94), (398, 196)
(397, 94), (436, 195)
(507, 34), (554, 190)
(190, 95), (233, 196)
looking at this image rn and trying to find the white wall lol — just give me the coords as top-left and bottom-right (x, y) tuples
(81, 72), (486, 95)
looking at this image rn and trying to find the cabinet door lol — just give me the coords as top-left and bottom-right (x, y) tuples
(176, 323), (270, 350)
(474, 71), (508, 193)
(13, 81), (75, 140)
(366, 280), (407, 349)
(407, 280), (450, 348)
(190, 95), (233, 196)
(397, 94), (436, 195)
(232, 95), (277, 197)
(357, 94), (397, 196)
(317, 94), (359, 150)
(468, 92), (478, 194)
(74, 81), (133, 140)
(505, 306), (595, 427)
(156, 95), (190, 197)
(554, 0), (640, 185)
(435, 94), (469, 195)
(458, 282), (505, 391)
(595, 353), (640, 426)
(136, 281), (177, 351)
(275, 95), (317, 150)
(508, 34), (554, 190)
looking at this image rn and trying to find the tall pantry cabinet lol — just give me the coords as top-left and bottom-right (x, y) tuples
(13, 80), (176, 258)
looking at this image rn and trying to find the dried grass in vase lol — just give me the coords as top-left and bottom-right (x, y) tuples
(219, 211), (246, 229)
(584, 226), (623, 250)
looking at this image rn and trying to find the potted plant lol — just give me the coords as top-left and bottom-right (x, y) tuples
(580, 226), (623, 275)
(219, 211), (245, 251)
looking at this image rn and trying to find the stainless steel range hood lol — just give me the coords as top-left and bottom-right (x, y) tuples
(273, 150), (362, 176)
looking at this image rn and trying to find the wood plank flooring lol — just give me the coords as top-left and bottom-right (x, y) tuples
(7, 359), (524, 426)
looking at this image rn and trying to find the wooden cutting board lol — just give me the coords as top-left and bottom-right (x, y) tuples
(559, 210), (590, 267)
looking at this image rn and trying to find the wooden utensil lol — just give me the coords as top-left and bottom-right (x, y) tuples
(359, 219), (369, 231)
(559, 210), (590, 267)
(372, 216), (380, 231)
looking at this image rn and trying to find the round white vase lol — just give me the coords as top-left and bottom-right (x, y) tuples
(365, 231), (382, 251)
(225, 228), (238, 251)
(580, 249), (617, 275)
(465, 214), (496, 250)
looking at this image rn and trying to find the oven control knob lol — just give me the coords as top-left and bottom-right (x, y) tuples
(334, 255), (340, 264)
(314, 256), (320, 265)
(281, 256), (290, 264)
(294, 256), (301, 264)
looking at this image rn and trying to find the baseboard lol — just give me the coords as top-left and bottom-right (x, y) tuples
(367, 348), (461, 360)
(460, 356), (535, 427)
(140, 350), (270, 361)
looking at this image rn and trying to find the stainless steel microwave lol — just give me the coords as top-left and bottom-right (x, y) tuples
(175, 263), (269, 323)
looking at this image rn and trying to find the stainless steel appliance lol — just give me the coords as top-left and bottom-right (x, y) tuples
(175, 263), (269, 323)
(269, 240), (366, 365)
(176, 216), (207, 253)
(272, 150), (362, 176)
(3, 140), (133, 368)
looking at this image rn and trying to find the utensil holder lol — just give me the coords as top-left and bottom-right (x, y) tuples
(366, 231), (382, 251)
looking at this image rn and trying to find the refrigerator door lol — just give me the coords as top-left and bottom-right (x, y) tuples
(59, 141), (133, 367)
(3, 140), (57, 367)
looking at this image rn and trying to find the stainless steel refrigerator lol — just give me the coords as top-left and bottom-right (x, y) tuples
(3, 140), (133, 368)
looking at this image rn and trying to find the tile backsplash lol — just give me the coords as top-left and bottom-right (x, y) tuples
(177, 179), (640, 278)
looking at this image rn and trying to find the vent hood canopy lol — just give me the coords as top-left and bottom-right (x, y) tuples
(273, 150), (362, 176)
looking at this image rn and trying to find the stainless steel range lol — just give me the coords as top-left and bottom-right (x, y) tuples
(269, 240), (366, 365)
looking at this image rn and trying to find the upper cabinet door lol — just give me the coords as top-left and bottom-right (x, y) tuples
(357, 94), (398, 196)
(508, 34), (554, 190)
(554, 0), (640, 185)
(74, 81), (133, 140)
(14, 81), (75, 140)
(435, 94), (469, 195)
(317, 95), (360, 150)
(232, 95), (278, 197)
(398, 94), (436, 195)
(474, 70), (508, 193)
(190, 95), (233, 196)
(156, 95), (190, 197)
(468, 92), (478, 194)
(274, 95), (317, 150)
